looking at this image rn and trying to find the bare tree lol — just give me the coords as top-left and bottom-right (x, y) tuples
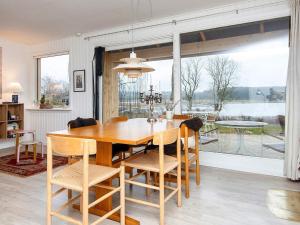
(41, 75), (69, 106)
(206, 56), (238, 111)
(181, 58), (203, 111)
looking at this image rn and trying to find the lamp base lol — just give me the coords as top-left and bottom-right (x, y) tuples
(12, 95), (19, 103)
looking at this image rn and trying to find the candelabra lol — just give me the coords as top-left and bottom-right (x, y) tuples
(140, 85), (162, 123)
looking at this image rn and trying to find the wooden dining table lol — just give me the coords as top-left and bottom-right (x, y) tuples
(47, 118), (183, 225)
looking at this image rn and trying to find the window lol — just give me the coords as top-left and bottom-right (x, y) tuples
(37, 54), (70, 107)
(119, 59), (173, 118)
(180, 17), (289, 159)
(106, 42), (173, 119)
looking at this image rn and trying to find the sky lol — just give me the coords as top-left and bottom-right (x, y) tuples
(40, 54), (69, 83)
(146, 34), (289, 93)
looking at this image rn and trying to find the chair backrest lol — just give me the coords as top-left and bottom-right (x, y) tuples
(152, 127), (179, 146)
(180, 123), (195, 138)
(67, 117), (97, 129)
(20, 131), (35, 142)
(106, 116), (128, 124)
(152, 128), (181, 171)
(172, 115), (194, 138)
(47, 136), (97, 156)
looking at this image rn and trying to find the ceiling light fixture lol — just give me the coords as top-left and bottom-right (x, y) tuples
(113, 0), (155, 78)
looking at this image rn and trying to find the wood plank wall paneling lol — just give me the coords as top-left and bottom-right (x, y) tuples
(27, 110), (73, 143)
(102, 52), (119, 122)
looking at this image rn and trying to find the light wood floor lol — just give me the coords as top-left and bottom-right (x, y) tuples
(0, 148), (299, 225)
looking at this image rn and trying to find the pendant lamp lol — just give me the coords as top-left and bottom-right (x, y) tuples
(113, 51), (155, 78)
(113, 0), (155, 78)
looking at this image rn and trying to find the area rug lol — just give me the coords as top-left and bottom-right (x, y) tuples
(0, 152), (68, 177)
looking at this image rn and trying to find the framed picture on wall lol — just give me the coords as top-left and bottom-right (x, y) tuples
(73, 70), (86, 92)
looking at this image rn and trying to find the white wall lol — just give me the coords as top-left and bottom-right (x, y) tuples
(0, 38), (31, 106)
(24, 0), (289, 176)
(0, 38), (32, 132)
(27, 37), (94, 141)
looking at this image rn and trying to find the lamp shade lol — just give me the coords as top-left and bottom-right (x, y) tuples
(113, 51), (155, 78)
(9, 82), (23, 94)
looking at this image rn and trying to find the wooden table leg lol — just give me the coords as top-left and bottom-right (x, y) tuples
(95, 141), (113, 211)
(74, 141), (140, 225)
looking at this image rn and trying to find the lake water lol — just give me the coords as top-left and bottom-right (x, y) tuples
(187, 102), (285, 117)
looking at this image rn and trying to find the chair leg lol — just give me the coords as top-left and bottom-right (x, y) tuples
(159, 172), (165, 225)
(185, 162), (190, 198)
(47, 183), (52, 225)
(41, 142), (44, 158)
(195, 132), (200, 186)
(68, 190), (73, 200)
(25, 145), (29, 157)
(80, 194), (83, 213)
(128, 148), (134, 190)
(17, 145), (21, 163)
(196, 158), (200, 186)
(82, 191), (88, 225)
(120, 166), (125, 225)
(33, 144), (37, 162)
(146, 171), (150, 196)
(177, 164), (182, 207)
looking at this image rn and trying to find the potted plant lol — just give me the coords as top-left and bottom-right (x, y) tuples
(165, 100), (180, 120)
(39, 95), (53, 109)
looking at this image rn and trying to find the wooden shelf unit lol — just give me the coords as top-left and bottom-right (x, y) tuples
(0, 103), (24, 139)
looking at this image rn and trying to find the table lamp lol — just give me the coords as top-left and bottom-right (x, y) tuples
(9, 82), (23, 103)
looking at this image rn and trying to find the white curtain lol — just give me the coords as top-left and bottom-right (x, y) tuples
(285, 0), (300, 180)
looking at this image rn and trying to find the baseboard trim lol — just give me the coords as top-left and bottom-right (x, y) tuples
(200, 151), (284, 177)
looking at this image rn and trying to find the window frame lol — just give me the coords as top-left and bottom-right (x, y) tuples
(36, 52), (71, 108)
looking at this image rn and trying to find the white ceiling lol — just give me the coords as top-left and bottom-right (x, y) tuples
(0, 0), (243, 45)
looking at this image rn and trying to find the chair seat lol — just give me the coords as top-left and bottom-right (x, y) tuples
(124, 151), (178, 174)
(20, 140), (41, 145)
(51, 161), (119, 191)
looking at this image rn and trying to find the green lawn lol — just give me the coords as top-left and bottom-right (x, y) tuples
(212, 124), (283, 135)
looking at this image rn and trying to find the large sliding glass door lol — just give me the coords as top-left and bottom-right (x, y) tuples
(105, 17), (289, 159)
(180, 17), (289, 159)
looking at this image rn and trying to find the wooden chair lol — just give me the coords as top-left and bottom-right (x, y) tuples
(179, 123), (200, 198)
(105, 116), (132, 160)
(66, 122), (100, 200)
(16, 130), (43, 163)
(170, 114), (200, 198)
(47, 136), (125, 225)
(122, 127), (182, 225)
